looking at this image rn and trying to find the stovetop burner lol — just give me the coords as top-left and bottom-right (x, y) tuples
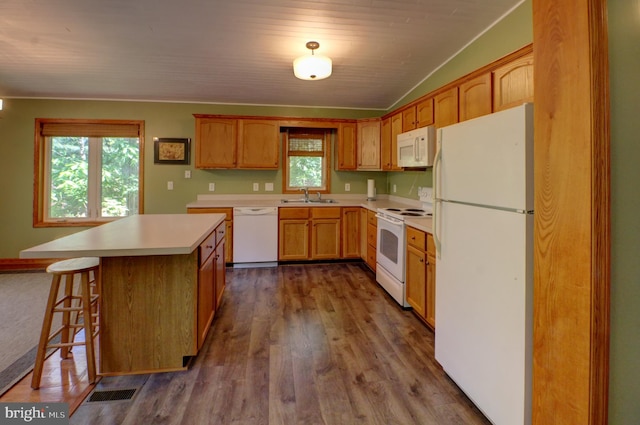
(377, 206), (433, 220)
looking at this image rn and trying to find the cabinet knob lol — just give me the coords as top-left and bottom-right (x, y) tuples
(420, 258), (424, 263)
(206, 245), (213, 249)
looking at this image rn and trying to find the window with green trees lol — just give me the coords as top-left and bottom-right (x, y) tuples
(284, 128), (330, 193)
(34, 119), (144, 226)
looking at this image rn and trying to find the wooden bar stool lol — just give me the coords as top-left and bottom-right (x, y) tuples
(31, 257), (100, 389)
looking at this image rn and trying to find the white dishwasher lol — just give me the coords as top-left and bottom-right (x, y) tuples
(232, 207), (278, 267)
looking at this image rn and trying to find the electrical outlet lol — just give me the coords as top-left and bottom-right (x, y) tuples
(345, 183), (351, 192)
(393, 184), (397, 193)
(253, 182), (259, 191)
(208, 182), (215, 192)
(184, 170), (191, 179)
(167, 181), (174, 190)
(265, 182), (274, 191)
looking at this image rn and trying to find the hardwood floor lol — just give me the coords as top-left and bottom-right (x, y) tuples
(6, 263), (490, 424)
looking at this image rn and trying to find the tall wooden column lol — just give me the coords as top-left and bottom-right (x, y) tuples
(532, 0), (610, 424)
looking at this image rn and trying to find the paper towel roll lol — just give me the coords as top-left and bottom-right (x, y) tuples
(367, 179), (376, 200)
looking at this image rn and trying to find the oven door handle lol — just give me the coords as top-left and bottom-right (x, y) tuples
(375, 213), (404, 226)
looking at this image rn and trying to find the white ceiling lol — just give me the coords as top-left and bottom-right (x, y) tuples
(0, 0), (523, 110)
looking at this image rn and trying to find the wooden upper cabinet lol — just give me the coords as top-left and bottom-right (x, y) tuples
(380, 117), (392, 171)
(357, 119), (381, 170)
(336, 122), (357, 171)
(237, 119), (280, 169)
(459, 72), (492, 122)
(492, 51), (534, 112)
(434, 87), (459, 128)
(416, 98), (434, 128)
(402, 107), (417, 132)
(388, 112), (403, 171)
(195, 117), (237, 168)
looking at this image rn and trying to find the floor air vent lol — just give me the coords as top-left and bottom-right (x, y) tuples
(86, 388), (138, 403)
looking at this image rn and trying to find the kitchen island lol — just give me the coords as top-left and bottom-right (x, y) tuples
(20, 213), (226, 375)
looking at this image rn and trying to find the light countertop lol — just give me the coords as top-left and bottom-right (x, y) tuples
(186, 194), (422, 212)
(405, 216), (434, 234)
(20, 213), (225, 259)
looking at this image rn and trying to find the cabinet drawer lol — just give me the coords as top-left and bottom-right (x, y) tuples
(215, 221), (226, 243)
(367, 223), (377, 248)
(187, 207), (233, 220)
(406, 227), (426, 251)
(426, 233), (435, 255)
(199, 231), (216, 266)
(279, 207), (309, 219)
(366, 244), (377, 270)
(311, 207), (341, 219)
(367, 209), (377, 226)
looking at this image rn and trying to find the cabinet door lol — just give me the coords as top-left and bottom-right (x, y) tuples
(237, 119), (280, 169)
(336, 122), (357, 170)
(197, 253), (215, 349)
(426, 253), (436, 328)
(402, 107), (417, 132)
(380, 117), (392, 171)
(416, 98), (434, 128)
(214, 242), (226, 310)
(357, 120), (381, 170)
(195, 118), (237, 168)
(406, 244), (427, 318)
(389, 112), (403, 170)
(341, 207), (360, 258)
(311, 218), (341, 259)
(459, 72), (492, 122)
(435, 87), (459, 128)
(279, 219), (309, 260)
(492, 52), (534, 112)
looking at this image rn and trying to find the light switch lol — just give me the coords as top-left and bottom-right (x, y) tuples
(184, 170), (191, 179)
(265, 182), (274, 191)
(167, 181), (174, 190)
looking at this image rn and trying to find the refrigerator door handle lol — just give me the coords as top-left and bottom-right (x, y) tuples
(433, 129), (443, 258)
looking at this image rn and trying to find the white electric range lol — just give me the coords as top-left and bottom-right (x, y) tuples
(375, 194), (433, 307)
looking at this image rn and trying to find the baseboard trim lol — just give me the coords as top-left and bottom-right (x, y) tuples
(0, 258), (55, 272)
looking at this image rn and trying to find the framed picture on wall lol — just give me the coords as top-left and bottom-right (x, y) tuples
(153, 137), (191, 164)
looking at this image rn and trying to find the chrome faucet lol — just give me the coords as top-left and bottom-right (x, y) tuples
(300, 187), (309, 202)
(316, 192), (322, 201)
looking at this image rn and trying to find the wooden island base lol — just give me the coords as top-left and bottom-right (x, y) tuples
(99, 254), (198, 375)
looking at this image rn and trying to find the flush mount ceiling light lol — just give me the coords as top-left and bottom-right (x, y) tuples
(293, 41), (332, 81)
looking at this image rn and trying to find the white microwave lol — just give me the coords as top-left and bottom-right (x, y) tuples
(397, 125), (436, 168)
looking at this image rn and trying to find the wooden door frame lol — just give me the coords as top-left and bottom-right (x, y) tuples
(532, 0), (610, 424)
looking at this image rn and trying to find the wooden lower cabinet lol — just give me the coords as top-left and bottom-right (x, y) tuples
(405, 226), (436, 329)
(100, 222), (226, 374)
(341, 207), (360, 258)
(279, 208), (310, 260)
(279, 207), (351, 261)
(187, 207), (233, 263)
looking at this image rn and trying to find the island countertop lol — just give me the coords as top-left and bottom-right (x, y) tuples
(20, 213), (225, 259)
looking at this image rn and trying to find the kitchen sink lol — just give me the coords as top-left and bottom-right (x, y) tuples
(308, 198), (337, 203)
(280, 198), (337, 204)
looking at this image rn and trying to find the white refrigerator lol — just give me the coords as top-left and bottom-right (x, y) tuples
(433, 103), (534, 425)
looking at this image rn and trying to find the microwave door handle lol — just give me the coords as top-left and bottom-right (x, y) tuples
(414, 137), (419, 161)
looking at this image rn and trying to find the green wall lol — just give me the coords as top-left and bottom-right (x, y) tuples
(608, 0), (640, 422)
